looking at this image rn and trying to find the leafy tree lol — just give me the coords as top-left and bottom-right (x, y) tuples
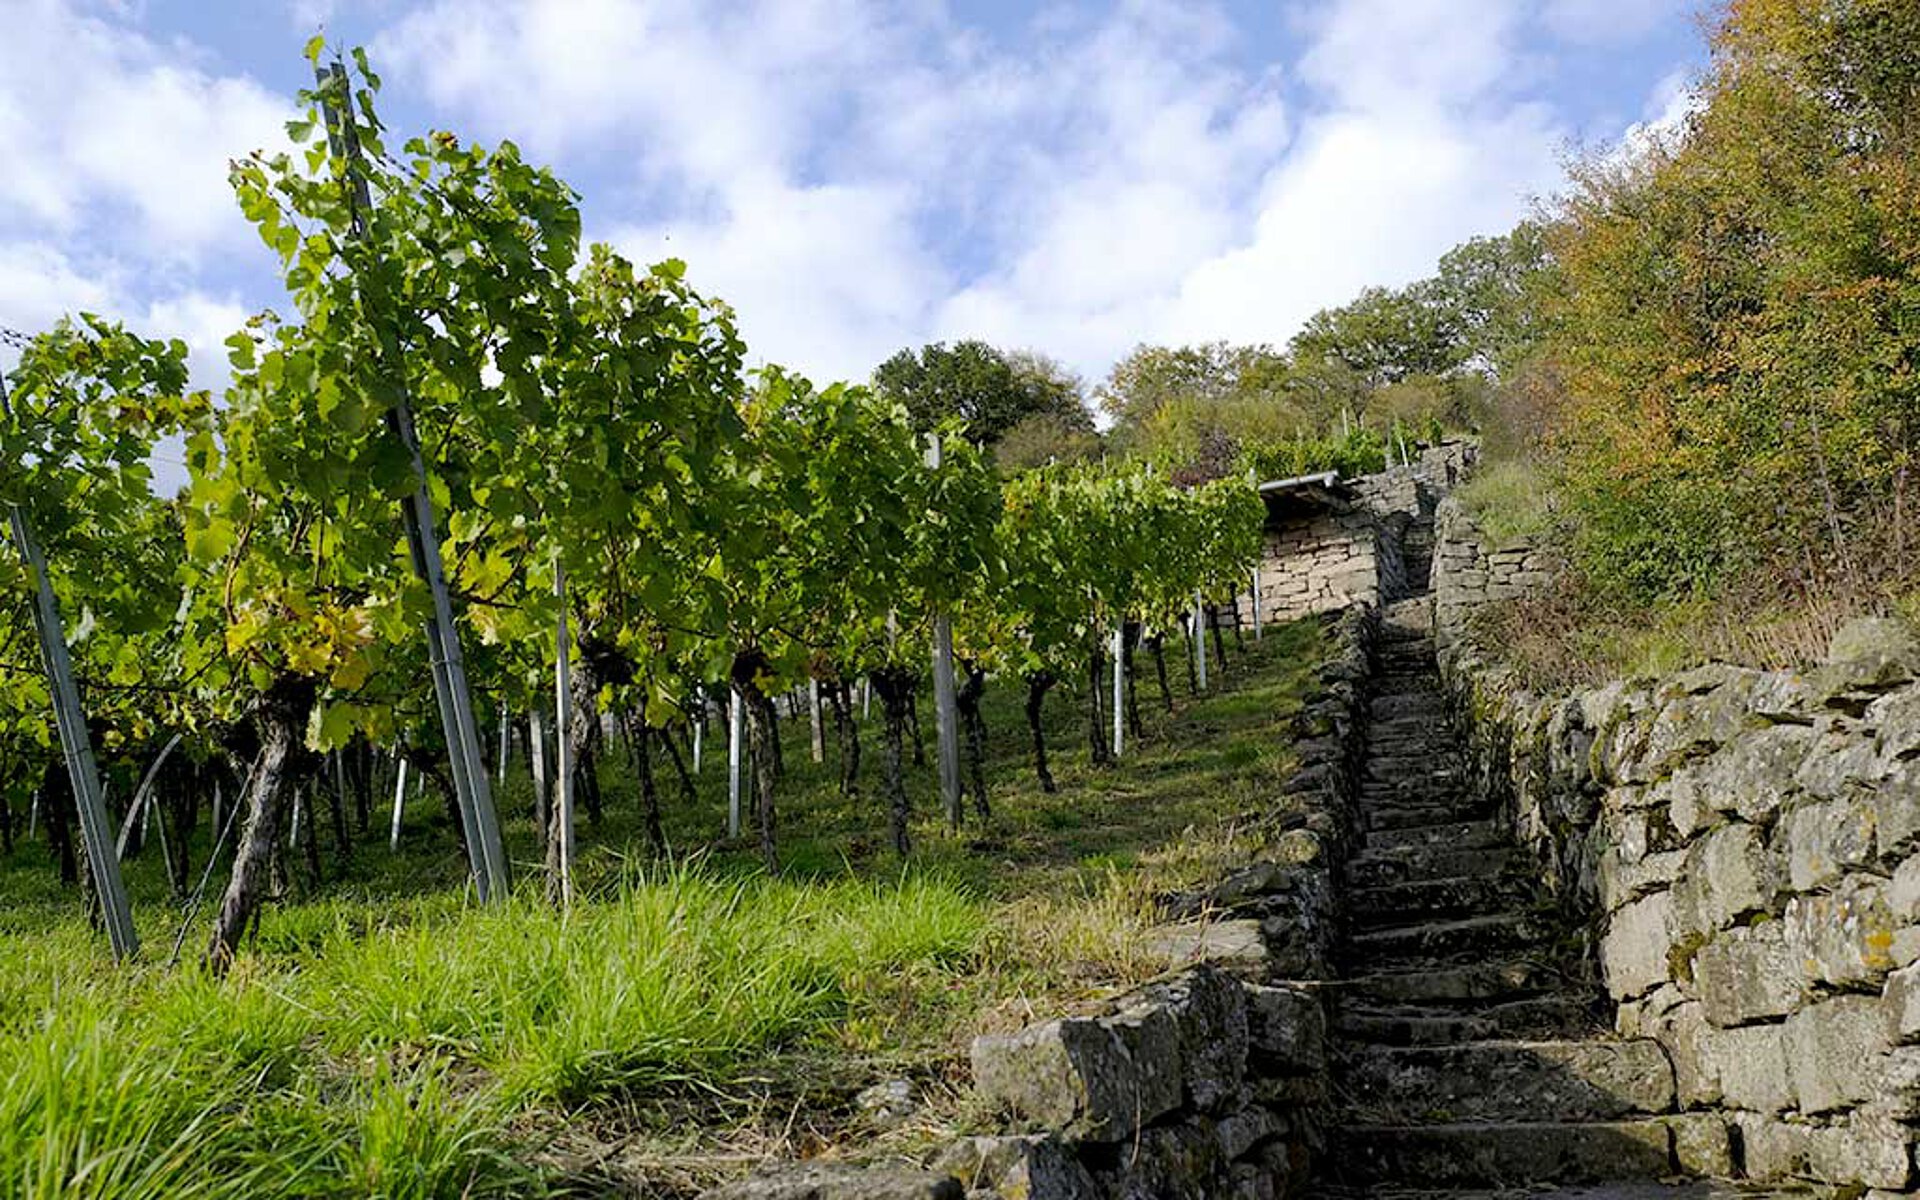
(1541, 0), (1920, 600)
(872, 340), (1090, 447)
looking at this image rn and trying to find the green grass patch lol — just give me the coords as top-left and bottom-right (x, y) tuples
(0, 618), (1323, 1195)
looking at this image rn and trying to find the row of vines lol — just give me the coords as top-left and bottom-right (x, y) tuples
(0, 48), (1268, 969)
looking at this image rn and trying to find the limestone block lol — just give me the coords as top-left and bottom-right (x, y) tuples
(1598, 847), (1687, 914)
(1213, 1105), (1283, 1161)
(931, 1136), (1097, 1200)
(1826, 616), (1920, 686)
(1693, 923), (1803, 1027)
(1785, 795), (1881, 892)
(1795, 733), (1887, 801)
(1786, 994), (1894, 1114)
(1706, 1021), (1796, 1113)
(1113, 966), (1249, 1115)
(1872, 1045), (1920, 1117)
(1886, 963), (1920, 1044)
(1733, 1113), (1810, 1182)
(970, 1011), (1182, 1142)
(1243, 984), (1325, 1074)
(1895, 856), (1920, 923)
(1786, 876), (1900, 988)
(1675, 823), (1779, 934)
(1664, 1113), (1735, 1178)
(1601, 891), (1678, 1001)
(1804, 1110), (1916, 1190)
(1874, 761), (1920, 859)
(1701, 723), (1819, 827)
(1872, 686), (1920, 762)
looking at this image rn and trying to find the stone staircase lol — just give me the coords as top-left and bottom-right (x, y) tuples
(1316, 598), (1697, 1192)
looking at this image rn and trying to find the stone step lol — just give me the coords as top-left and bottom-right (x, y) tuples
(1363, 819), (1504, 856)
(1364, 760), (1465, 788)
(1346, 913), (1545, 965)
(1370, 694), (1447, 721)
(1345, 846), (1515, 888)
(1328, 958), (1574, 1008)
(1309, 1188), (1818, 1200)
(1359, 780), (1471, 808)
(1350, 875), (1520, 926)
(1362, 798), (1491, 830)
(1323, 1119), (1676, 1187)
(1335, 1039), (1676, 1124)
(1333, 995), (1598, 1046)
(1369, 717), (1458, 744)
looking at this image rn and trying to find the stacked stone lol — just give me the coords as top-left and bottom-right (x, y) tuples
(699, 606), (1378, 1200)
(1241, 515), (1383, 626)
(1431, 497), (1559, 651)
(1433, 501), (1920, 1193)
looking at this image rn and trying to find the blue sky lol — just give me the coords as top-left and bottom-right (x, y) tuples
(3, 0), (1711, 398)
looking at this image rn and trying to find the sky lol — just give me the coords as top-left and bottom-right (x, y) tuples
(2, 0), (1712, 400)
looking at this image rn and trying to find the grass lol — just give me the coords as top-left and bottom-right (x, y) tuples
(1454, 458), (1559, 549)
(0, 618), (1322, 1196)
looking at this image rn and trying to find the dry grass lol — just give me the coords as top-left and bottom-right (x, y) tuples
(1479, 511), (1920, 690)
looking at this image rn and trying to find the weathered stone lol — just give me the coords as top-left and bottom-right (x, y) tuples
(1213, 1105), (1283, 1160)
(703, 1163), (966, 1200)
(1243, 984), (1324, 1074)
(1601, 891), (1678, 1001)
(1327, 1119), (1674, 1186)
(1142, 920), (1269, 975)
(1785, 875), (1900, 988)
(1805, 1110), (1915, 1190)
(1794, 733), (1887, 800)
(930, 1135), (1098, 1200)
(1782, 795), (1879, 890)
(1710, 723), (1819, 826)
(1704, 1020), (1797, 1113)
(1693, 923), (1802, 1027)
(1886, 962), (1920, 1044)
(1646, 998), (1718, 1106)
(853, 1080), (918, 1129)
(1597, 846), (1687, 914)
(1827, 616), (1920, 680)
(1115, 966), (1248, 1114)
(1337, 1039), (1675, 1123)
(1785, 995), (1894, 1114)
(1674, 823), (1777, 935)
(1874, 760), (1920, 857)
(969, 1012), (1181, 1142)
(1873, 687), (1920, 764)
(1733, 1113), (1810, 1182)
(1664, 1113), (1734, 1178)
(1871, 1046), (1920, 1117)
(1089, 1120), (1229, 1200)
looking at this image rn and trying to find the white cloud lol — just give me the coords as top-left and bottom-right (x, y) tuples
(0, 0), (288, 262)
(1542, 0), (1681, 45)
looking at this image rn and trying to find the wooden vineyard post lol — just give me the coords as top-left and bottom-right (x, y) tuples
(808, 679), (824, 764)
(1110, 626), (1125, 758)
(315, 62), (508, 904)
(727, 687), (745, 838)
(1193, 594), (1209, 692)
(1, 365), (138, 957)
(552, 566), (575, 906)
(1251, 567), (1263, 640)
(926, 436), (963, 827)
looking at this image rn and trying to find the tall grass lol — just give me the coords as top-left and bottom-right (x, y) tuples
(0, 867), (982, 1197)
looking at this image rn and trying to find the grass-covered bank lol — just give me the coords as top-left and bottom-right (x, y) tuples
(0, 619), (1321, 1197)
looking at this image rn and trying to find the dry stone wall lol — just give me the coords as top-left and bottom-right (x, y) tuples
(1433, 500), (1920, 1193)
(706, 607), (1378, 1200)
(1245, 512), (1387, 624)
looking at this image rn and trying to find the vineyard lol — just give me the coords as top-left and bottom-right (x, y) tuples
(0, 46), (1293, 1197)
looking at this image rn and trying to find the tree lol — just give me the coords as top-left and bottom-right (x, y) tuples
(1096, 342), (1284, 435)
(1540, 0), (1920, 600)
(872, 340), (1090, 447)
